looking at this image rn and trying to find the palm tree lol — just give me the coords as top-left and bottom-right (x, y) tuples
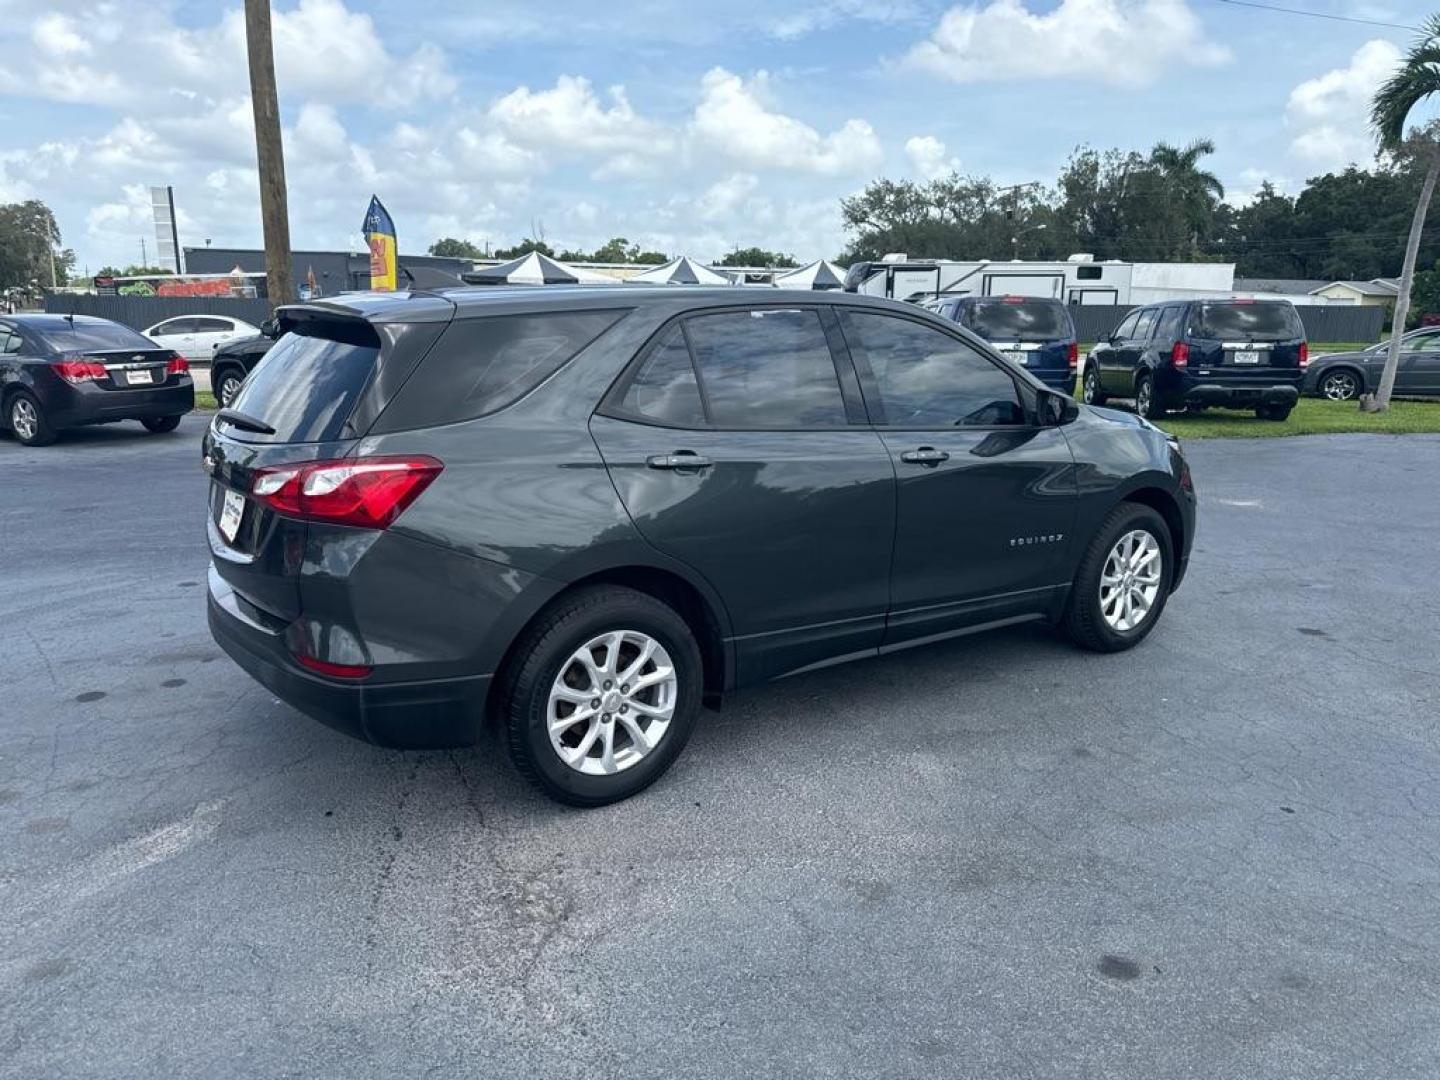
(1367, 15), (1440, 412)
(1149, 139), (1225, 257)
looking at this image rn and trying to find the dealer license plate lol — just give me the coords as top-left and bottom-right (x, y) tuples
(1233, 350), (1260, 365)
(218, 488), (246, 543)
(127, 369), (155, 385)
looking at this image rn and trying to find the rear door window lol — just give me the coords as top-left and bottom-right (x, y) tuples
(377, 309), (625, 430)
(193, 317), (234, 333)
(1154, 305), (1183, 342)
(962, 299), (1070, 341)
(1194, 302), (1303, 341)
(682, 308), (848, 428)
(1132, 309), (1159, 341)
(225, 323), (381, 443)
(612, 325), (707, 428)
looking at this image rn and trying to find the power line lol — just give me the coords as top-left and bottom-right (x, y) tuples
(1209, 0), (1422, 33)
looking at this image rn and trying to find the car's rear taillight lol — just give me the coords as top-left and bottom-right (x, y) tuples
(1067, 342), (1078, 372)
(1298, 342), (1309, 369)
(251, 456), (443, 530)
(52, 359), (107, 384)
(167, 353), (190, 375)
(1171, 342), (1190, 368)
(294, 653), (372, 680)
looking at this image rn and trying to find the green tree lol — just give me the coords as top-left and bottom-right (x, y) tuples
(1148, 138), (1225, 256)
(428, 237), (486, 259)
(0, 200), (71, 287)
(1367, 16), (1440, 411)
(716, 247), (798, 267)
(493, 237), (554, 259)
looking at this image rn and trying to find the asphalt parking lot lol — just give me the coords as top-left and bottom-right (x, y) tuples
(2, 416), (1438, 1079)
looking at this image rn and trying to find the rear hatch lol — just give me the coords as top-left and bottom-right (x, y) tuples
(1185, 301), (1307, 382)
(202, 302), (450, 621)
(961, 297), (1076, 378)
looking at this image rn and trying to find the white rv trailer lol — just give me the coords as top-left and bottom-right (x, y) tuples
(844, 254), (1242, 306)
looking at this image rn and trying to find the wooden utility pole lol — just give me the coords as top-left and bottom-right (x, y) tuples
(244, 0), (295, 306)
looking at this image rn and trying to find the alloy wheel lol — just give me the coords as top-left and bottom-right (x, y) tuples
(1098, 529), (1163, 633)
(1321, 371), (1358, 401)
(11, 398), (37, 441)
(547, 630), (677, 776)
(1135, 379), (1153, 417)
(219, 375), (243, 407)
(1083, 369), (1098, 403)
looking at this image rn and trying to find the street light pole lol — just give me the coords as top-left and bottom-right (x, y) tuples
(244, 0), (295, 306)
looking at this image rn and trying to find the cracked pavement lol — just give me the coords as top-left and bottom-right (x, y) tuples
(2, 417), (1438, 1078)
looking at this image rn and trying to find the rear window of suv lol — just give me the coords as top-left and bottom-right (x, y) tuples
(374, 309), (626, 431)
(225, 322), (381, 443)
(1193, 302), (1304, 341)
(961, 299), (1071, 341)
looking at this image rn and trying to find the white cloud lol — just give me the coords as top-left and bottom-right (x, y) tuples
(694, 173), (761, 221)
(489, 76), (674, 171)
(905, 135), (960, 181)
(0, 0), (455, 109)
(690, 68), (883, 175)
(905, 0), (1230, 86)
(31, 13), (90, 56)
(1286, 39), (1400, 173)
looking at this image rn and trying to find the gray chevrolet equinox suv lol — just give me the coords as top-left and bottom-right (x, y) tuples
(204, 287), (1195, 806)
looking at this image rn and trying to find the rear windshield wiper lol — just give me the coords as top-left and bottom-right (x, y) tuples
(216, 408), (276, 435)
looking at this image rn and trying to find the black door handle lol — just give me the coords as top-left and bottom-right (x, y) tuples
(900, 447), (950, 466)
(646, 451), (713, 471)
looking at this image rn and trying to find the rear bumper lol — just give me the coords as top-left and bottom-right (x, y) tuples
(207, 567), (489, 749)
(1178, 382), (1299, 408)
(46, 380), (194, 427)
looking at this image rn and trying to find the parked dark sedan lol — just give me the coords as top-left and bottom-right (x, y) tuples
(1, 314), (194, 446)
(205, 287), (1195, 806)
(210, 318), (280, 406)
(1304, 327), (1440, 400)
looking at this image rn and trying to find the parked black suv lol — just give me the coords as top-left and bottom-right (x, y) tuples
(205, 287), (1195, 806)
(210, 318), (280, 406)
(1, 314), (194, 445)
(1084, 299), (1308, 420)
(926, 295), (1078, 394)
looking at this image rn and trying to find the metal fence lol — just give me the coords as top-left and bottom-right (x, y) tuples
(44, 292), (1390, 346)
(42, 294), (274, 332)
(1070, 303), (1386, 344)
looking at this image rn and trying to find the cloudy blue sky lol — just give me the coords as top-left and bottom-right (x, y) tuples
(0, 0), (1431, 271)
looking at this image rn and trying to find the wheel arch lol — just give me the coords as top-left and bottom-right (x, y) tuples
(486, 562), (733, 722)
(1119, 485), (1186, 583)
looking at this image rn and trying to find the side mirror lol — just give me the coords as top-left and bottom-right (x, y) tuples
(1039, 389), (1079, 426)
(260, 317), (280, 339)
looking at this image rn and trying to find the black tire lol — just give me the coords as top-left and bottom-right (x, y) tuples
(1081, 364), (1106, 405)
(1254, 404), (1293, 422)
(499, 585), (703, 807)
(141, 415), (183, 434)
(6, 390), (57, 446)
(1134, 373), (1163, 419)
(215, 369), (245, 407)
(1063, 502), (1174, 653)
(1317, 368), (1361, 402)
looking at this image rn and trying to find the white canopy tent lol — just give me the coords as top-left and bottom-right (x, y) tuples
(463, 252), (617, 285)
(628, 257), (732, 286)
(772, 260), (848, 290)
